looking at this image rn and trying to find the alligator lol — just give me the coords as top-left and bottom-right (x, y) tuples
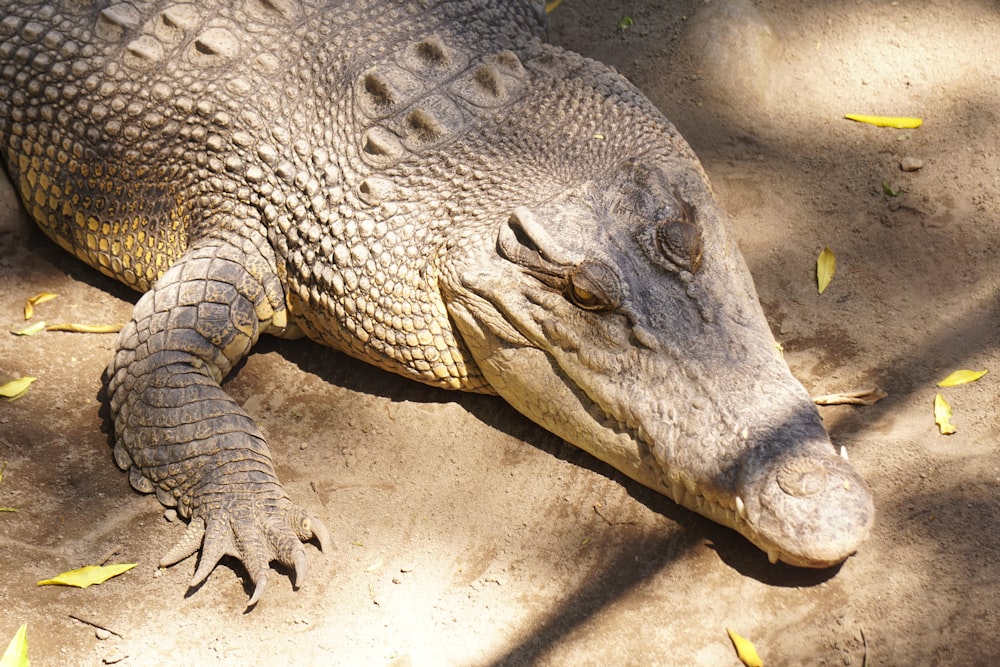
(0, 0), (874, 605)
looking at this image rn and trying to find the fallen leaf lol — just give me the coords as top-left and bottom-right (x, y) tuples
(727, 628), (763, 667)
(37, 563), (138, 589)
(10, 321), (46, 336)
(882, 181), (902, 197)
(934, 393), (956, 435)
(0, 377), (36, 401)
(544, 0), (562, 12)
(617, 15), (634, 31)
(816, 247), (836, 294)
(45, 323), (123, 334)
(813, 388), (888, 406)
(937, 369), (988, 387)
(23, 292), (57, 320)
(0, 623), (28, 667)
(845, 113), (923, 129)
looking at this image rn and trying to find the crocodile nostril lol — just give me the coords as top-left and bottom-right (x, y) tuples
(776, 457), (827, 497)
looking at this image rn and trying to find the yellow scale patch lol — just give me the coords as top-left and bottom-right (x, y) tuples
(16, 142), (188, 291)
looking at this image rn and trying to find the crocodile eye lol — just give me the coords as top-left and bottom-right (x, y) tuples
(566, 260), (620, 311)
(568, 281), (600, 309)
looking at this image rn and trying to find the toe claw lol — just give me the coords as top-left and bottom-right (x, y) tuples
(311, 516), (332, 553)
(190, 519), (228, 588)
(247, 574), (267, 608)
(159, 517), (206, 568)
(191, 550), (224, 589)
(292, 550), (308, 589)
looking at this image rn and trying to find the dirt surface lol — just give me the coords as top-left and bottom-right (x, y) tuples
(3, 1), (1000, 664)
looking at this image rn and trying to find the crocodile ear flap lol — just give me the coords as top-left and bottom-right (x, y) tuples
(656, 199), (703, 273)
(619, 159), (704, 274)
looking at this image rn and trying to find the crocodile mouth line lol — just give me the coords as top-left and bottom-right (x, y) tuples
(602, 405), (850, 568)
(596, 405), (763, 554)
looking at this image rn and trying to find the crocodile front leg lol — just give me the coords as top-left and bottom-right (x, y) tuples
(105, 234), (331, 606)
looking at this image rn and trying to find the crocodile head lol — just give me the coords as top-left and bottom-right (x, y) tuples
(443, 152), (874, 568)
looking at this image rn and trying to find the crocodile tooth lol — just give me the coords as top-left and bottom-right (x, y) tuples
(735, 495), (746, 519)
(767, 549), (780, 565)
(840, 445), (849, 461)
(671, 481), (686, 507)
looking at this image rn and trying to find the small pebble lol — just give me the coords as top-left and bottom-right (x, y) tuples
(95, 629), (111, 640)
(163, 508), (177, 522)
(900, 157), (924, 172)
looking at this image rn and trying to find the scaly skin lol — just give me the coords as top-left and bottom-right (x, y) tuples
(0, 0), (873, 604)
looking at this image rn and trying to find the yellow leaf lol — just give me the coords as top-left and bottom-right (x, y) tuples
(0, 623), (28, 667)
(545, 0), (562, 12)
(45, 323), (122, 334)
(37, 563), (138, 589)
(0, 378), (36, 401)
(816, 247), (836, 294)
(727, 628), (763, 667)
(10, 321), (46, 336)
(934, 393), (956, 435)
(937, 369), (988, 387)
(23, 292), (57, 320)
(845, 114), (923, 129)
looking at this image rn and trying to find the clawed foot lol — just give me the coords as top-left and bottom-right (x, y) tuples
(159, 496), (331, 607)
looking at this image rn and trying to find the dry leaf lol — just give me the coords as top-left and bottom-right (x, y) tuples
(817, 247), (836, 294)
(813, 388), (888, 406)
(10, 321), (46, 336)
(727, 628), (763, 667)
(544, 0), (562, 12)
(845, 114), (923, 129)
(37, 563), (137, 589)
(0, 378), (36, 401)
(23, 292), (57, 320)
(934, 393), (956, 435)
(45, 323), (122, 334)
(0, 623), (28, 667)
(937, 369), (988, 387)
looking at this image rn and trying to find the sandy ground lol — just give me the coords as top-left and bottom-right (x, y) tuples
(3, 0), (1000, 665)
